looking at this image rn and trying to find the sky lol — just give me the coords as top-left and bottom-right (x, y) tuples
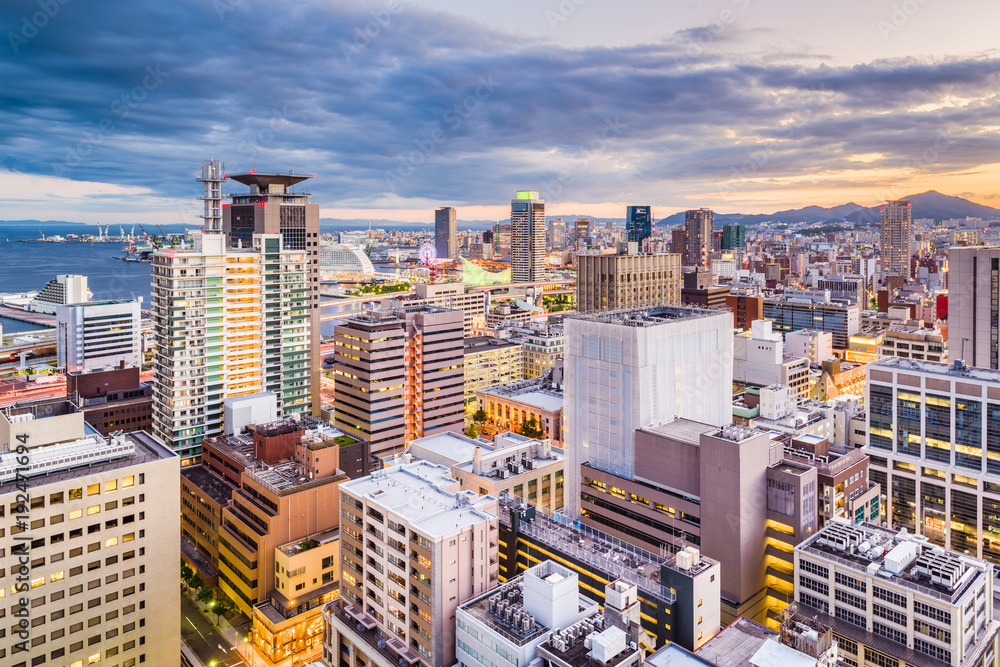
(2, 0), (1000, 225)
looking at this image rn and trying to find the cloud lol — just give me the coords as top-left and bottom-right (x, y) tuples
(1, 0), (999, 219)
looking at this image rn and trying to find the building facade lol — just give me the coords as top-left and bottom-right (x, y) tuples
(511, 191), (546, 283)
(223, 171), (322, 415)
(435, 206), (458, 260)
(879, 199), (913, 281)
(67, 364), (153, 435)
(477, 378), (564, 445)
(333, 305), (465, 456)
(464, 337), (523, 404)
(575, 246), (681, 313)
(721, 223), (745, 251)
(948, 246), (1000, 369)
(0, 399), (179, 667)
(151, 232), (311, 463)
(762, 294), (861, 350)
(684, 208), (713, 268)
(625, 205), (652, 245)
(56, 299), (142, 372)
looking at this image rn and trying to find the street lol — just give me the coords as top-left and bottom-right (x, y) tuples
(181, 594), (248, 667)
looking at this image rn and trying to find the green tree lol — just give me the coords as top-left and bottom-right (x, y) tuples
(472, 409), (488, 425)
(520, 417), (543, 439)
(466, 423), (478, 438)
(212, 593), (233, 624)
(198, 586), (215, 606)
(188, 573), (204, 593)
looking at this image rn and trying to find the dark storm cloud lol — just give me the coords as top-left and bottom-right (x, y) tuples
(1, 0), (998, 210)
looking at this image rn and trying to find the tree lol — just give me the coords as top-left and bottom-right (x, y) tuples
(520, 417), (543, 440)
(465, 423), (478, 438)
(198, 586), (215, 606)
(472, 409), (488, 426)
(212, 593), (233, 624)
(188, 573), (204, 593)
(181, 561), (193, 582)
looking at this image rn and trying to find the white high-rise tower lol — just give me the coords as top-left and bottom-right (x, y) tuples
(197, 159), (227, 232)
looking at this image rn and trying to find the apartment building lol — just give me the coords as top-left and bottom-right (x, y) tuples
(519, 323), (563, 379)
(794, 522), (1000, 667)
(151, 232), (311, 464)
(863, 358), (1000, 566)
(67, 363), (153, 436)
(497, 497), (722, 651)
(56, 299), (142, 372)
(486, 303), (533, 328)
(333, 305), (465, 456)
(726, 285), (764, 331)
(477, 377), (563, 446)
(179, 417), (351, 660)
(733, 321), (811, 399)
(879, 199), (913, 281)
(327, 461), (499, 666)
(0, 398), (179, 667)
(29, 274), (88, 314)
(511, 191), (546, 283)
(685, 208), (713, 268)
(404, 430), (565, 513)
(763, 293), (861, 350)
(463, 337), (523, 404)
(575, 244), (681, 313)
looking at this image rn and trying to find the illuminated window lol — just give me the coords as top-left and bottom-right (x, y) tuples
(70, 509), (83, 520)
(106, 537), (119, 548)
(88, 505), (101, 515)
(105, 480), (118, 493)
(51, 571), (65, 583)
(87, 484), (100, 496)
(31, 576), (45, 588)
(70, 488), (83, 500)
(122, 476), (135, 488)
(88, 653), (101, 664)
(123, 532), (135, 542)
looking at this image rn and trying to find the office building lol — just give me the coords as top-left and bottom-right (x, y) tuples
(879, 199), (913, 281)
(498, 497), (722, 651)
(0, 398), (179, 667)
(726, 285), (764, 331)
(464, 337), (523, 403)
(398, 282), (486, 336)
(733, 320), (811, 399)
(564, 306), (733, 519)
(879, 323), (947, 363)
(56, 298), (142, 372)
(784, 329), (834, 366)
(863, 357), (1000, 566)
(435, 206), (458, 259)
(547, 218), (567, 249)
(67, 363), (153, 435)
(325, 460), (499, 667)
(575, 244), (681, 312)
(794, 521), (1000, 667)
(180, 418), (350, 661)
(223, 171), (322, 415)
(721, 223), (745, 251)
(151, 232), (311, 463)
(477, 376), (564, 446)
(681, 268), (729, 309)
(332, 305), (465, 456)
(486, 303), (532, 328)
(762, 293), (861, 350)
(625, 205), (652, 245)
(948, 246), (1000, 369)
(30, 273), (89, 314)
(685, 208), (713, 267)
(404, 430), (565, 513)
(493, 222), (511, 257)
(816, 274), (865, 304)
(511, 191), (546, 283)
(574, 217), (592, 251)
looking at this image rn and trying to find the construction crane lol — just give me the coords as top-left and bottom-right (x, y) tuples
(156, 224), (179, 247)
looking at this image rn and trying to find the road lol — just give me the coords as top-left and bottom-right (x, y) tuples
(181, 595), (247, 667)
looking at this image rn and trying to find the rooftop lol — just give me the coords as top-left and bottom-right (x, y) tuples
(181, 465), (236, 506)
(465, 336), (522, 353)
(478, 378), (564, 412)
(0, 430), (175, 494)
(343, 461), (497, 538)
(693, 617), (776, 667)
(564, 305), (724, 327)
(872, 357), (1000, 383)
(228, 172), (312, 188)
(278, 526), (339, 557)
(798, 521), (991, 604)
(640, 418), (717, 447)
(537, 623), (639, 667)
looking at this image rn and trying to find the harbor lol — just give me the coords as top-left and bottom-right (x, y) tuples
(0, 303), (56, 327)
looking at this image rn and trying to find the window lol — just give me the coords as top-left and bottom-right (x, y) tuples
(69, 510), (83, 520)
(87, 506), (100, 516)
(105, 480), (117, 493)
(87, 484), (100, 497)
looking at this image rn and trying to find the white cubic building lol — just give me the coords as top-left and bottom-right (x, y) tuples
(784, 328), (834, 366)
(56, 298), (142, 372)
(733, 320), (811, 399)
(564, 306), (733, 518)
(30, 273), (89, 313)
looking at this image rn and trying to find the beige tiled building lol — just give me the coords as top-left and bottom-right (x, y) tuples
(476, 378), (563, 446)
(327, 460), (499, 667)
(575, 244), (681, 313)
(0, 398), (179, 667)
(463, 337), (523, 404)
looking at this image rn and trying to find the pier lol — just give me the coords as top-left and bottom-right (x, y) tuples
(0, 304), (56, 328)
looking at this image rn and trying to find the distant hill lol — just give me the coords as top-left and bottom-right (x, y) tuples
(844, 191), (1000, 224)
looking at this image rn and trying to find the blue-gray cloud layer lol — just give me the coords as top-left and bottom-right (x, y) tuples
(2, 0), (999, 209)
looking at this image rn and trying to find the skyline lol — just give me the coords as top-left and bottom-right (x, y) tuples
(2, 0), (1000, 224)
